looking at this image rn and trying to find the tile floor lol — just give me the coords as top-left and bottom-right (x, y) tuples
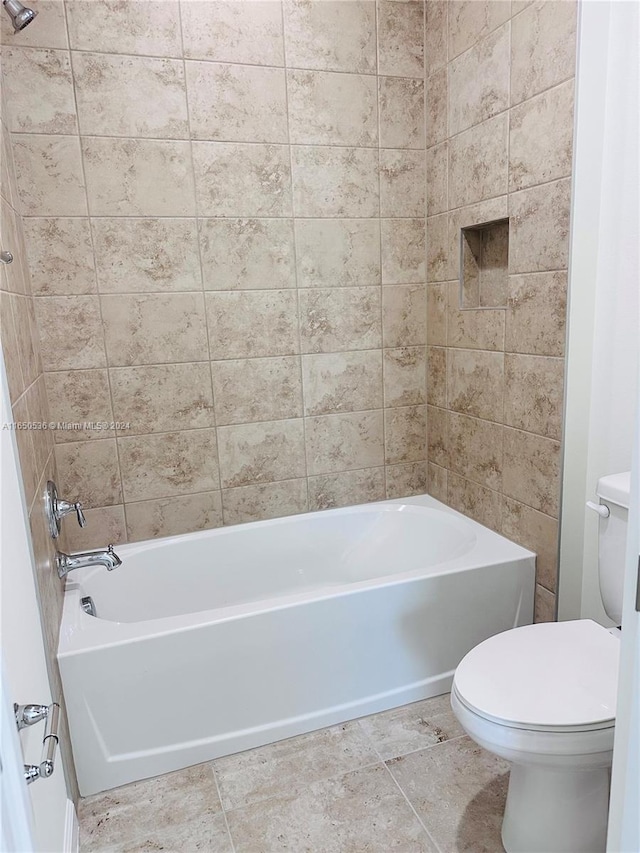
(78, 693), (509, 853)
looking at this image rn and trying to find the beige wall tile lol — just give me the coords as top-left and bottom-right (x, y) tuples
(511, 0), (577, 105)
(386, 461), (427, 499)
(291, 146), (379, 217)
(187, 62), (287, 143)
(125, 492), (223, 542)
(200, 219), (295, 291)
(379, 77), (425, 150)
(427, 405), (448, 467)
(448, 411), (502, 490)
(427, 283), (447, 347)
(384, 347), (426, 409)
(427, 346), (446, 408)
(206, 290), (299, 359)
(34, 295), (106, 370)
(13, 134), (87, 216)
(92, 218), (202, 293)
(295, 219), (380, 288)
(11, 396), (39, 509)
(66, 0), (181, 56)
(447, 348), (504, 420)
(288, 70), (378, 147)
(506, 271), (567, 356)
(1, 199), (30, 294)
(503, 426), (560, 516)
(380, 149), (425, 218)
(283, 0), (376, 74)
(2, 48), (77, 134)
(382, 219), (425, 284)
(448, 114), (508, 209)
(426, 142), (448, 216)
(110, 363), (215, 435)
(426, 214), (450, 283)
(427, 461), (448, 502)
(308, 467), (385, 510)
(181, 0), (284, 66)
(212, 356), (303, 425)
(0, 293), (25, 403)
(55, 438), (122, 508)
(534, 583), (555, 623)
(447, 281), (505, 351)
(504, 353), (563, 440)
(447, 195), (509, 281)
(501, 496), (558, 592)
(0, 0), (68, 49)
(377, 1), (424, 77)
(193, 142), (292, 217)
(426, 68), (448, 147)
(306, 410), (384, 475)
(217, 418), (306, 488)
(448, 0), (510, 60)
(9, 295), (41, 386)
(74, 53), (188, 139)
(447, 472), (501, 531)
(382, 284), (427, 348)
(509, 178), (571, 273)
(101, 293), (207, 367)
(118, 429), (220, 501)
(66, 505), (127, 550)
(82, 138), (195, 217)
(385, 405), (427, 465)
(302, 350), (382, 415)
(509, 80), (574, 191)
(45, 369), (114, 443)
(24, 376), (53, 475)
(23, 218), (96, 296)
(448, 23), (510, 136)
(222, 479), (307, 525)
(299, 287), (381, 353)
(425, 0), (447, 74)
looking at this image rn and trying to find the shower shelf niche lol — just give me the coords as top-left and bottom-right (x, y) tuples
(459, 218), (509, 310)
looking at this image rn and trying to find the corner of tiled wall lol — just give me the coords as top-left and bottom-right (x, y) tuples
(425, 0), (577, 623)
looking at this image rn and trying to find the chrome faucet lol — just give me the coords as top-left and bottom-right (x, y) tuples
(55, 545), (122, 579)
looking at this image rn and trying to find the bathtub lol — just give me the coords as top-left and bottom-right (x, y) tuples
(58, 494), (535, 796)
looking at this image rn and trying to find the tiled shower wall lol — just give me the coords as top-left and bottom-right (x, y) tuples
(0, 74), (77, 797)
(3, 0), (429, 548)
(424, 0), (577, 621)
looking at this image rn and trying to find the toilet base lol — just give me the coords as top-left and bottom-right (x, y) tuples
(501, 763), (610, 853)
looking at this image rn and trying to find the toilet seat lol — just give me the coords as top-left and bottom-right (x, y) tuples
(453, 619), (619, 732)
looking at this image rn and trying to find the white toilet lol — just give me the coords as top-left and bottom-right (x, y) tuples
(451, 472), (630, 853)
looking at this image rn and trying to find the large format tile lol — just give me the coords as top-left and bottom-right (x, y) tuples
(448, 412), (502, 490)
(448, 0), (510, 60)
(78, 763), (223, 852)
(66, 505), (126, 551)
(2, 47), (77, 134)
(287, 69), (378, 147)
(12, 134), (86, 216)
(82, 138), (195, 217)
(425, 0), (447, 75)
(382, 284), (427, 348)
(214, 721), (378, 810)
(299, 287), (381, 353)
(426, 142), (448, 216)
(181, 0), (284, 65)
(501, 497), (558, 592)
(212, 356), (303, 425)
(379, 77), (425, 150)
(118, 429), (220, 502)
(200, 218), (295, 291)
(447, 349), (504, 421)
(125, 492), (223, 542)
(385, 460), (428, 499)
(34, 296), (106, 370)
(380, 149), (425, 218)
(294, 219), (380, 288)
(217, 418), (306, 489)
(505, 271), (567, 357)
(0, 0), (68, 49)
(447, 472), (502, 532)
(382, 219), (426, 284)
(45, 369), (113, 443)
(377, 0), (424, 78)
(222, 478), (308, 526)
(426, 67), (448, 147)
(509, 179), (571, 273)
(503, 353), (564, 440)
(387, 736), (509, 853)
(448, 114), (508, 209)
(55, 439), (121, 508)
(292, 145), (379, 217)
(226, 763), (436, 853)
(358, 694), (465, 761)
(302, 350), (383, 416)
(305, 410), (384, 475)
(66, 0), (181, 56)
(307, 466), (385, 511)
(283, 0), (376, 74)
(23, 218), (96, 296)
(186, 62), (287, 143)
(383, 347), (427, 408)
(385, 405), (427, 465)
(447, 282), (506, 351)
(206, 290), (299, 359)
(502, 427), (561, 517)
(73, 52), (188, 139)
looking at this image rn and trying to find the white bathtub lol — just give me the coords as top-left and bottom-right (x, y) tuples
(58, 494), (535, 796)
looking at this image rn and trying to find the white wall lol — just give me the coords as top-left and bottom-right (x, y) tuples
(559, 0), (639, 623)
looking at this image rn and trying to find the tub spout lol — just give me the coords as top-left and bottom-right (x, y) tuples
(56, 544), (122, 579)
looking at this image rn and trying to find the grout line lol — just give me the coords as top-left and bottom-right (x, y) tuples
(209, 764), (237, 853)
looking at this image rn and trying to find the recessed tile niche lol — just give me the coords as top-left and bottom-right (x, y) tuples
(460, 218), (509, 309)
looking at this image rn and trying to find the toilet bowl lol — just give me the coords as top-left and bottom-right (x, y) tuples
(452, 619), (619, 853)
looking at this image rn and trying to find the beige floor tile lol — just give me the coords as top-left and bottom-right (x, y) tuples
(97, 812), (233, 853)
(226, 763), (437, 853)
(78, 763), (222, 851)
(213, 721), (379, 811)
(387, 736), (509, 853)
(358, 694), (465, 761)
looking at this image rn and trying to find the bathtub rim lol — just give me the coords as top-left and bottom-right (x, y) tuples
(58, 493), (535, 655)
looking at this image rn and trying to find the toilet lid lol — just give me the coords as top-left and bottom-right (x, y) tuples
(453, 620), (619, 730)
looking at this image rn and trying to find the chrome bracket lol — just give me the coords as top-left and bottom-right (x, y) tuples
(15, 703), (60, 784)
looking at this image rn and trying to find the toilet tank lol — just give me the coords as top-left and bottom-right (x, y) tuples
(596, 472), (631, 625)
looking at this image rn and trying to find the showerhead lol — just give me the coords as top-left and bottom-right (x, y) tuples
(3, 0), (37, 32)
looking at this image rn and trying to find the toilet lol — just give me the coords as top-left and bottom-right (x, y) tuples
(451, 472), (630, 853)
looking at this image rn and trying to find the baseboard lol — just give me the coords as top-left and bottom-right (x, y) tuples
(63, 799), (79, 853)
